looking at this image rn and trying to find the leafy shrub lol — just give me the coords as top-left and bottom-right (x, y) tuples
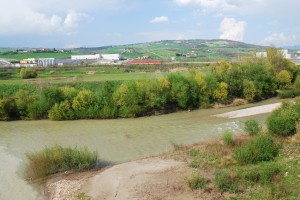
(15, 90), (34, 119)
(27, 99), (49, 119)
(244, 119), (261, 135)
(0, 95), (19, 120)
(234, 136), (279, 164)
(41, 87), (64, 109)
(112, 81), (146, 117)
(277, 70), (292, 88)
(213, 82), (228, 102)
(185, 173), (207, 190)
(26, 145), (98, 179)
(293, 75), (300, 89)
(223, 131), (234, 147)
(72, 90), (96, 111)
(214, 170), (239, 193)
(168, 73), (190, 109)
(267, 103), (300, 136)
(243, 80), (256, 102)
(20, 68), (37, 79)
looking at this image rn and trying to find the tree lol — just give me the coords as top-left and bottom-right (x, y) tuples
(243, 80), (256, 102)
(277, 70), (292, 88)
(15, 90), (34, 119)
(213, 82), (228, 102)
(168, 73), (190, 109)
(0, 95), (19, 120)
(267, 47), (284, 73)
(72, 90), (96, 111)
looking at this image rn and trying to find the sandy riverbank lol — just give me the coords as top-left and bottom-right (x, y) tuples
(214, 102), (282, 118)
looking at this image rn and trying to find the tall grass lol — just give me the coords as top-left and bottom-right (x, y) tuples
(223, 131), (234, 147)
(25, 145), (98, 179)
(244, 119), (261, 135)
(234, 136), (280, 164)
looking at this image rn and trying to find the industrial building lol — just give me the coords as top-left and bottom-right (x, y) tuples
(101, 54), (122, 61)
(71, 54), (100, 60)
(38, 58), (55, 67)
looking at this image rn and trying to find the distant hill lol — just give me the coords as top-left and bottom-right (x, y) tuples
(76, 39), (267, 62)
(282, 45), (300, 50)
(0, 39), (268, 62)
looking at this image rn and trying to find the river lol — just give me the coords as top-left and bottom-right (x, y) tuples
(0, 98), (278, 200)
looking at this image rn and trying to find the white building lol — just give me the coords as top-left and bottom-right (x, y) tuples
(101, 54), (122, 61)
(38, 58), (55, 67)
(71, 54), (100, 60)
(256, 49), (292, 59)
(256, 52), (267, 58)
(279, 49), (291, 59)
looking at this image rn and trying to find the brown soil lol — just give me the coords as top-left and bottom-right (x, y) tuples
(44, 136), (252, 200)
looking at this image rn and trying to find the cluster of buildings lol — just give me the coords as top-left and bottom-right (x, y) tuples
(1, 54), (124, 67)
(256, 49), (300, 65)
(256, 49), (300, 59)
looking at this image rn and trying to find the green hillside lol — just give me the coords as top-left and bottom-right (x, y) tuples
(77, 39), (267, 62)
(0, 39), (267, 62)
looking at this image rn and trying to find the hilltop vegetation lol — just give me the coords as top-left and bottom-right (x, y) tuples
(77, 39), (265, 62)
(0, 39), (263, 62)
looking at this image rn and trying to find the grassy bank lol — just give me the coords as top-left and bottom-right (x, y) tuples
(25, 145), (98, 179)
(179, 134), (300, 199)
(174, 103), (300, 199)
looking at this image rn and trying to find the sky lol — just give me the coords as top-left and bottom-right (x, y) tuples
(0, 0), (300, 48)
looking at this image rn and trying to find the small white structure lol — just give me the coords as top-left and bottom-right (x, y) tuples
(71, 54), (100, 60)
(101, 54), (122, 61)
(279, 49), (291, 59)
(38, 58), (55, 67)
(256, 49), (292, 59)
(256, 52), (267, 58)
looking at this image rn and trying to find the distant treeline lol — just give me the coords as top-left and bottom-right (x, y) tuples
(0, 48), (299, 121)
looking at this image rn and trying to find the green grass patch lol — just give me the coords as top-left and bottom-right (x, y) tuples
(234, 136), (280, 165)
(223, 131), (234, 147)
(25, 145), (98, 179)
(185, 173), (207, 190)
(214, 170), (239, 193)
(278, 89), (300, 99)
(188, 148), (221, 169)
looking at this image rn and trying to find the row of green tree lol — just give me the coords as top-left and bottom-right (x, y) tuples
(0, 48), (299, 121)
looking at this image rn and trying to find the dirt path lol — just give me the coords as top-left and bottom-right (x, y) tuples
(214, 102), (281, 118)
(46, 157), (223, 200)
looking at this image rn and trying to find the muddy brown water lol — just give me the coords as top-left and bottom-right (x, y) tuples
(0, 98), (278, 199)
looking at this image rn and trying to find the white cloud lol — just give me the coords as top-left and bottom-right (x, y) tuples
(261, 33), (297, 46)
(174, 0), (300, 17)
(0, 0), (120, 36)
(174, 0), (237, 11)
(219, 18), (247, 42)
(150, 16), (169, 24)
(173, 0), (266, 14)
(63, 10), (88, 33)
